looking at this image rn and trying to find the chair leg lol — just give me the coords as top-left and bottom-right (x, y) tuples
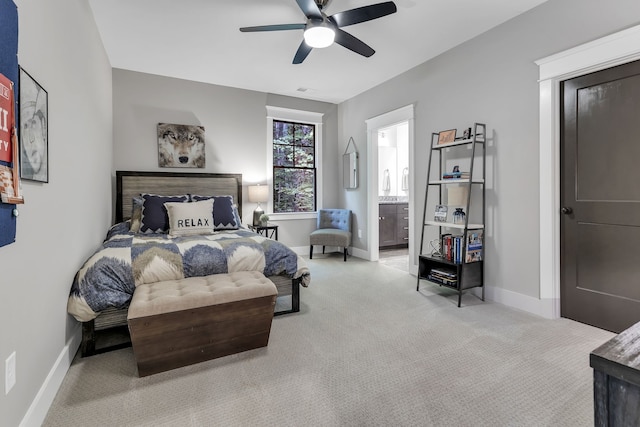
(309, 245), (313, 259)
(344, 248), (347, 262)
(322, 246), (325, 254)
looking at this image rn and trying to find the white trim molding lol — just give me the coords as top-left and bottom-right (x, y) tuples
(266, 106), (324, 219)
(535, 24), (640, 319)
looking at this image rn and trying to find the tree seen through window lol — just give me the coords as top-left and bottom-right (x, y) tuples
(273, 120), (316, 213)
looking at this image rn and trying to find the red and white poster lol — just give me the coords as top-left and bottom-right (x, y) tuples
(0, 73), (14, 163)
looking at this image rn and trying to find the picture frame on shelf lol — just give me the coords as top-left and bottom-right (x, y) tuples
(434, 204), (448, 222)
(437, 129), (456, 145)
(19, 67), (48, 183)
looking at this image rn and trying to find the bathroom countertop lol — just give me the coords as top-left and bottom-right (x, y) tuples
(378, 198), (408, 204)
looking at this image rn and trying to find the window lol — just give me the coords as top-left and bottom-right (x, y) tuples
(266, 106), (323, 219)
(272, 120), (316, 213)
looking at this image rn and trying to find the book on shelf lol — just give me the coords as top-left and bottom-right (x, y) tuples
(465, 230), (483, 263)
(441, 234), (463, 264)
(428, 275), (457, 286)
(442, 171), (470, 180)
(430, 267), (456, 279)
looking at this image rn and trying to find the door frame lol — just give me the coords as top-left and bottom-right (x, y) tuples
(365, 105), (415, 271)
(535, 24), (640, 319)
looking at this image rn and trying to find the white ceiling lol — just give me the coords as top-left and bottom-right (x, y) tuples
(88, 0), (548, 104)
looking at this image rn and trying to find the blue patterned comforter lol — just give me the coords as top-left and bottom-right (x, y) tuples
(67, 222), (310, 322)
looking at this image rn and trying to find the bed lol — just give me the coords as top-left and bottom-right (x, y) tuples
(67, 171), (309, 356)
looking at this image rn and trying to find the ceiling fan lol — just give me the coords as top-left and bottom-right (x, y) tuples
(239, 0), (397, 64)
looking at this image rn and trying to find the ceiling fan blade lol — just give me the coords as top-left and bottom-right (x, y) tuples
(330, 1), (397, 27)
(240, 23), (305, 32)
(334, 29), (375, 57)
(293, 40), (313, 64)
(296, 0), (322, 19)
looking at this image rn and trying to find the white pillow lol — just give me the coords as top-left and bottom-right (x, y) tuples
(164, 199), (215, 237)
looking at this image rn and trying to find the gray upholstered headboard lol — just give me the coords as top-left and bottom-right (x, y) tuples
(115, 171), (243, 223)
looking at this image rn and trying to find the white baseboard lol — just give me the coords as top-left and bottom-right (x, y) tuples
(482, 285), (559, 319)
(20, 325), (81, 427)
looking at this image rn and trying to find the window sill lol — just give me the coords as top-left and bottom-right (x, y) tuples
(268, 212), (317, 221)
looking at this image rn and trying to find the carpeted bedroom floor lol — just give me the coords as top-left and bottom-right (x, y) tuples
(43, 254), (613, 426)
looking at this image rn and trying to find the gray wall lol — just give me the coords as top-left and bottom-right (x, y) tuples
(112, 70), (339, 248)
(338, 0), (640, 298)
(0, 0), (113, 425)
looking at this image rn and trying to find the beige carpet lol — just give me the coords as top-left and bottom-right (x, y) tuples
(378, 248), (409, 272)
(43, 256), (613, 426)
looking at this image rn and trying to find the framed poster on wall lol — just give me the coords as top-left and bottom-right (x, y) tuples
(19, 67), (48, 182)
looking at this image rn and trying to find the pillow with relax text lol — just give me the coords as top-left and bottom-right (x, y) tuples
(140, 193), (189, 233)
(190, 194), (239, 230)
(165, 198), (215, 237)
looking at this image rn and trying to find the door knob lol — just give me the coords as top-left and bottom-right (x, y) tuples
(561, 207), (573, 215)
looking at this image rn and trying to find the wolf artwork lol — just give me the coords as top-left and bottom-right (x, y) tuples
(157, 123), (205, 168)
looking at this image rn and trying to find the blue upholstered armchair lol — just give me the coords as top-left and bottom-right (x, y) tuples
(309, 209), (352, 262)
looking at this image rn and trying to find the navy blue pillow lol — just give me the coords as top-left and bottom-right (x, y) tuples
(190, 195), (239, 230)
(140, 194), (189, 233)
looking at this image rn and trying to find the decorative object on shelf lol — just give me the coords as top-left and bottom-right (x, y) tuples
(157, 123), (205, 168)
(382, 169), (391, 192)
(19, 67), (48, 182)
(343, 136), (358, 189)
(437, 129), (456, 145)
(248, 184), (269, 226)
(259, 213), (269, 226)
(434, 204), (447, 222)
(453, 208), (466, 224)
(401, 167), (409, 191)
(463, 127), (472, 139)
(447, 186), (468, 207)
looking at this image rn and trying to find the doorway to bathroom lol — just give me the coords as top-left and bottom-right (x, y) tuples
(365, 104), (415, 274)
(378, 122), (410, 272)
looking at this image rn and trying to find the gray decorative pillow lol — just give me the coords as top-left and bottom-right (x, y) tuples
(190, 195), (239, 230)
(232, 204), (243, 228)
(165, 199), (215, 237)
(130, 196), (144, 233)
(140, 193), (189, 233)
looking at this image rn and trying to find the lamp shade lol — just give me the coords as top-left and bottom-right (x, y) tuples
(248, 184), (269, 203)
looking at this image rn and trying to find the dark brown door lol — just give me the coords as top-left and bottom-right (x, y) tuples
(561, 59), (640, 333)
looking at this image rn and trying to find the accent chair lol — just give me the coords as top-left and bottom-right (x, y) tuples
(310, 209), (352, 262)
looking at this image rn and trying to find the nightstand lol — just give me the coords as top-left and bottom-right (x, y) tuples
(249, 224), (278, 241)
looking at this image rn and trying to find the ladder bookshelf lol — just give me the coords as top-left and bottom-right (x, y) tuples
(416, 123), (486, 307)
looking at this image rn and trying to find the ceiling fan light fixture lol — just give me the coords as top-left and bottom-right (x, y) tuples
(303, 24), (335, 48)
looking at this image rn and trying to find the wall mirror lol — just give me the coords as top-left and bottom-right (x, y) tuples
(343, 151), (358, 189)
(343, 137), (358, 189)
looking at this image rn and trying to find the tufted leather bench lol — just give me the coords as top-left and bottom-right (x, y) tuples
(127, 271), (277, 377)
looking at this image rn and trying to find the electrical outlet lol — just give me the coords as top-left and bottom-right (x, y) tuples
(5, 352), (16, 394)
(358, 229), (362, 238)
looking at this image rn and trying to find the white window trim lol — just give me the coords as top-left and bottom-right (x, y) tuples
(266, 105), (323, 220)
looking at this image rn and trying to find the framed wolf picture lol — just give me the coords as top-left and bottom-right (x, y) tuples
(157, 123), (205, 168)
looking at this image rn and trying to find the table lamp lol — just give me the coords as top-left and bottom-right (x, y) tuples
(248, 184), (269, 226)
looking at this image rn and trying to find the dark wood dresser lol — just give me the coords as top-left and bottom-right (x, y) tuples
(590, 321), (640, 426)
